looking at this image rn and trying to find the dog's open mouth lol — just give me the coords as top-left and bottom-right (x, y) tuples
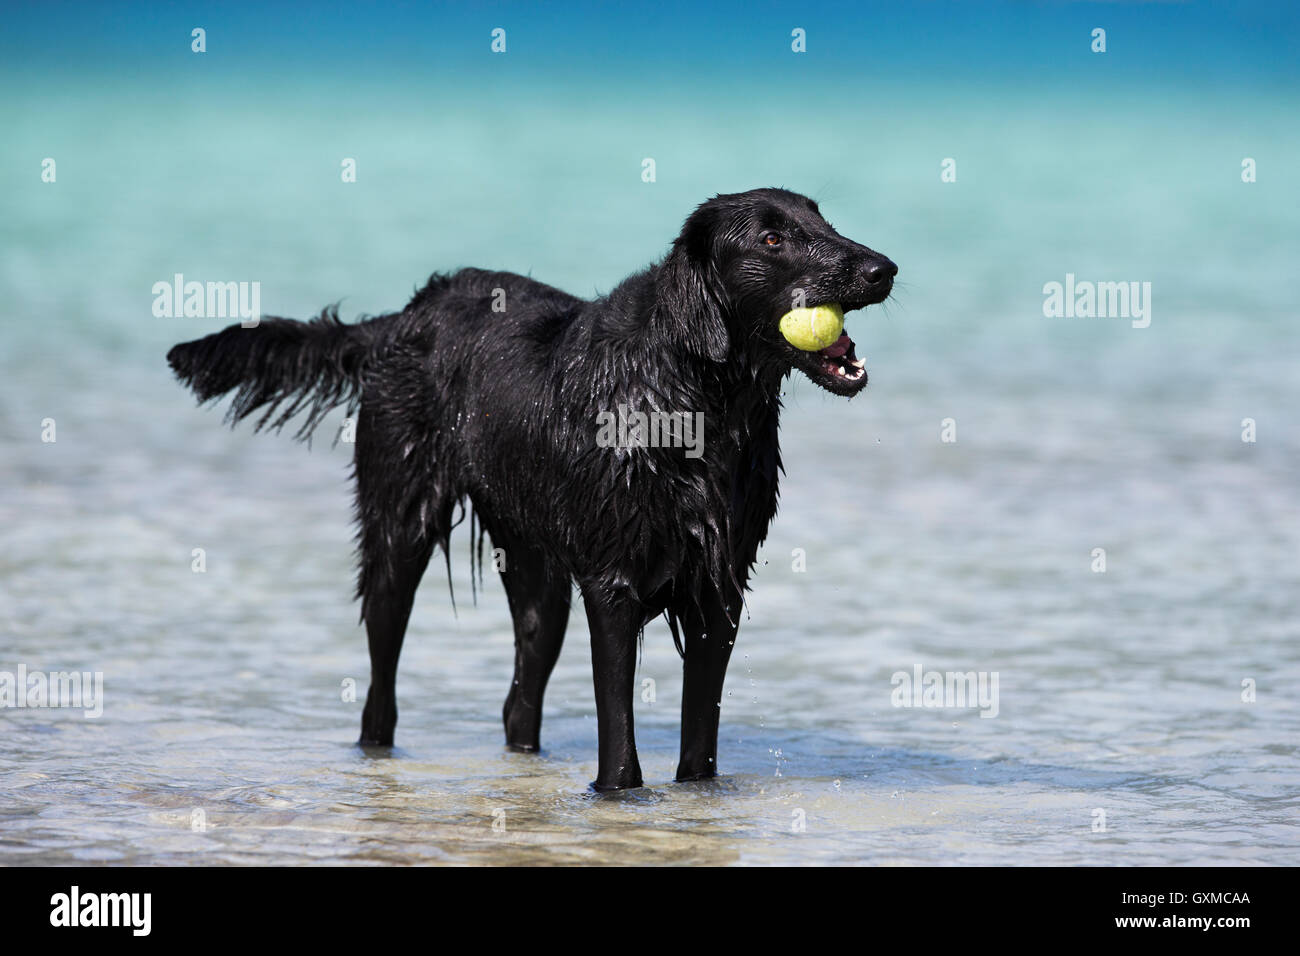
(793, 328), (868, 395)
(785, 297), (879, 395)
(816, 333), (865, 383)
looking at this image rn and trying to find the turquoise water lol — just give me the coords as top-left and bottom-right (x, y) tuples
(2, 64), (1299, 864)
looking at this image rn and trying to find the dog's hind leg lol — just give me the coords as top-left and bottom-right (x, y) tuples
(580, 586), (646, 791)
(354, 401), (444, 747)
(492, 532), (571, 752)
(675, 585), (742, 782)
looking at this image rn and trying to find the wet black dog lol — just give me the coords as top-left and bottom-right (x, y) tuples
(168, 188), (896, 790)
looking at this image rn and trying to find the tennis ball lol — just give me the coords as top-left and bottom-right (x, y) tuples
(779, 303), (845, 351)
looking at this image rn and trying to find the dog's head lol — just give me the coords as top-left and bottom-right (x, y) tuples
(657, 188), (896, 396)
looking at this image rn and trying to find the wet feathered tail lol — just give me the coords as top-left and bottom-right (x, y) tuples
(166, 307), (377, 441)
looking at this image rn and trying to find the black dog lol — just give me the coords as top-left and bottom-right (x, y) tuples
(168, 188), (896, 791)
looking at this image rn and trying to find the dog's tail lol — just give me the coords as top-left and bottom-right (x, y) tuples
(167, 306), (379, 441)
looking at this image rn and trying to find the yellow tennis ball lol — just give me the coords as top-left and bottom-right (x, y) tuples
(779, 303), (845, 351)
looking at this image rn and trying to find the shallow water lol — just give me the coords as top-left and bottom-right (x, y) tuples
(5, 356), (1298, 865)
(2, 59), (1299, 863)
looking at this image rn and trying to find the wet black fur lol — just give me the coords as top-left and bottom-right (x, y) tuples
(168, 188), (896, 790)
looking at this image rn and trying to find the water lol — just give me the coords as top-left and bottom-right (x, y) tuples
(2, 45), (1299, 864)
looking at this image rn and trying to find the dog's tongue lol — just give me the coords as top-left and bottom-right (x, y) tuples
(819, 333), (851, 359)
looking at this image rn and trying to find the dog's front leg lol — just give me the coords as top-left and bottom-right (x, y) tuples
(676, 588), (741, 782)
(581, 586), (645, 791)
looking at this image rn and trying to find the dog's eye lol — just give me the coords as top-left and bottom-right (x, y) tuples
(763, 232), (783, 247)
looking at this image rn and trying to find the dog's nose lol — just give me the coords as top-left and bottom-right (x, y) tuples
(863, 258), (898, 287)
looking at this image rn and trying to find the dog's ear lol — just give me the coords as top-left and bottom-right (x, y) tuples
(655, 208), (731, 362)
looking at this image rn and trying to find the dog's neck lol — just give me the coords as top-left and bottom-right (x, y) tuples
(698, 346), (786, 453)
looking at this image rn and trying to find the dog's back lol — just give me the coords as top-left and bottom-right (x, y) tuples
(396, 267), (585, 364)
